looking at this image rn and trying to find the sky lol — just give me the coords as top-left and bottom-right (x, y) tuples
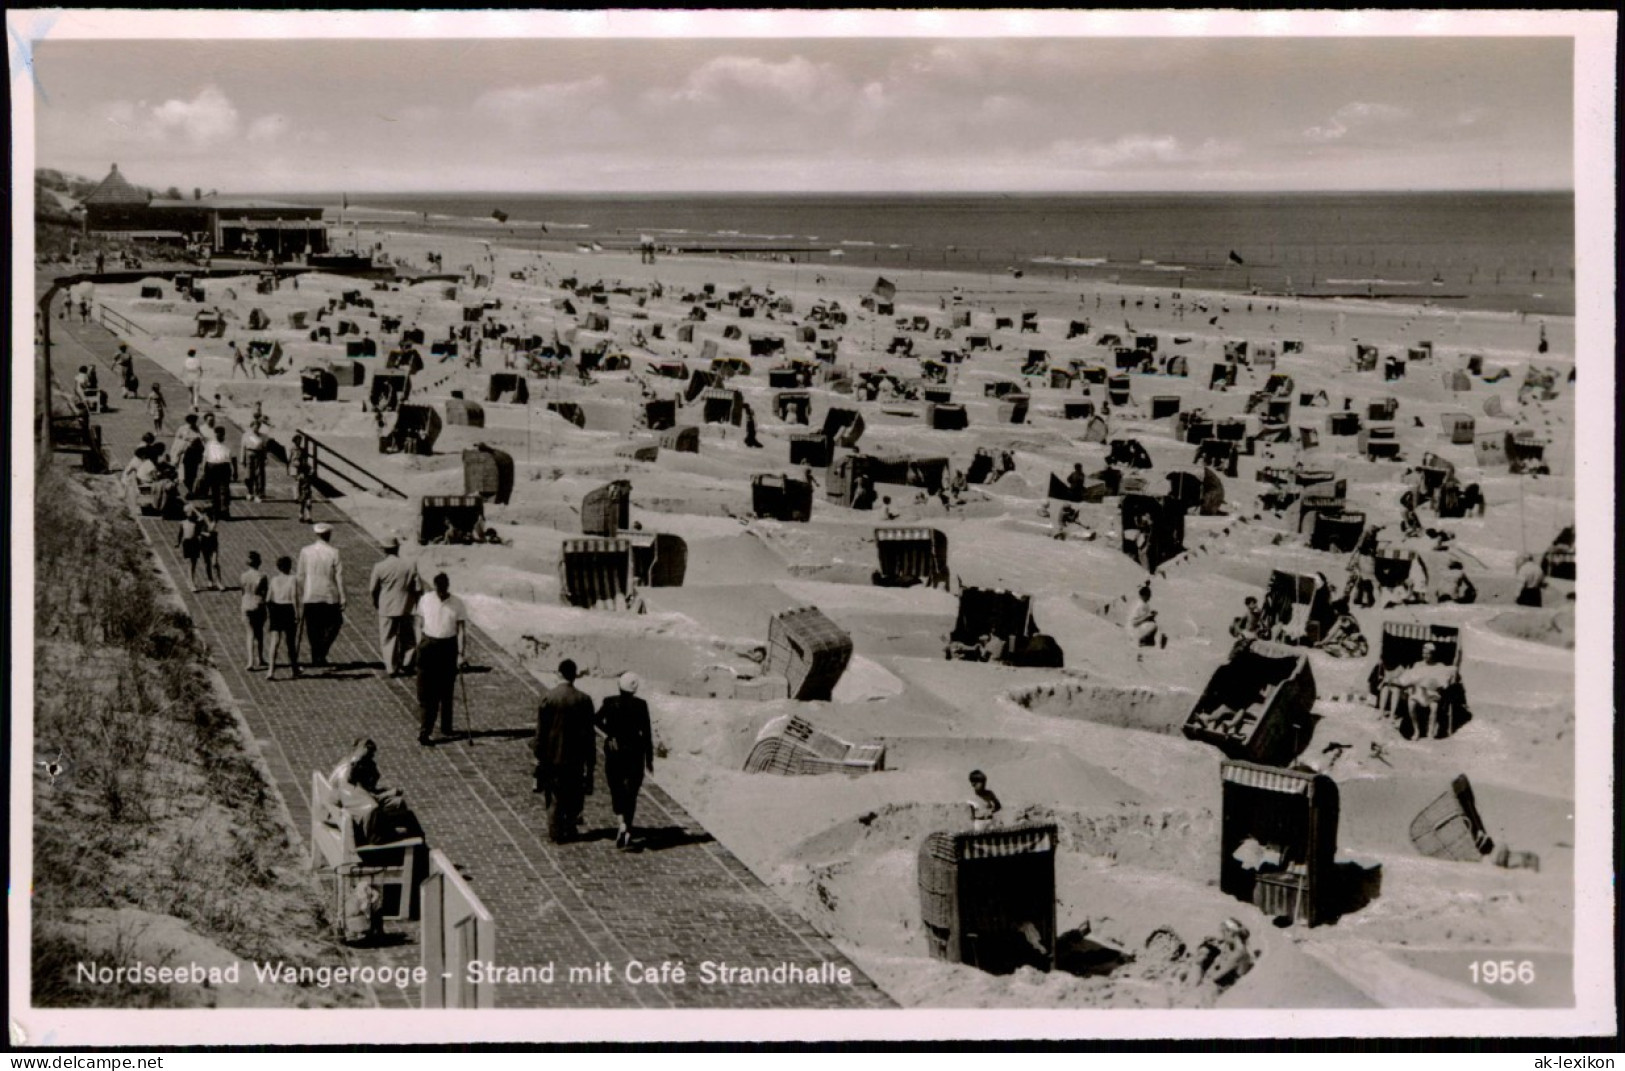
(21, 21), (1579, 194)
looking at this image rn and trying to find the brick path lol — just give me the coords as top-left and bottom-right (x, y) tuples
(42, 292), (893, 1011)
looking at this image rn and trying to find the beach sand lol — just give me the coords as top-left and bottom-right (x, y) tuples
(93, 222), (1577, 1009)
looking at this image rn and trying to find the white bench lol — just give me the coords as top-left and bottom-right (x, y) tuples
(310, 769), (427, 922)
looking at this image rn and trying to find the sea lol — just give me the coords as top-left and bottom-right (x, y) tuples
(266, 192), (1575, 317)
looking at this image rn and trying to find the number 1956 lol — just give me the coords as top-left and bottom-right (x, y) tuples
(1469, 959), (1536, 985)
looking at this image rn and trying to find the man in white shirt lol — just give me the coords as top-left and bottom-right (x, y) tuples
(413, 572), (467, 745)
(201, 425), (235, 518)
(297, 523), (346, 667)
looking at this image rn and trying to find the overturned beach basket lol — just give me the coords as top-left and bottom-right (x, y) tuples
(1220, 761), (1339, 927)
(766, 606), (852, 702)
(639, 398), (677, 432)
(486, 373), (529, 405)
(301, 368), (338, 403)
(751, 474), (814, 522)
(744, 715), (885, 777)
(1443, 413), (1476, 445)
(1080, 415), (1109, 444)
(1444, 370), (1473, 392)
(370, 373), (412, 409)
(1310, 510), (1365, 553)
(822, 407), (866, 448)
(445, 399), (485, 428)
(626, 531), (687, 588)
(789, 432), (832, 468)
(874, 527), (949, 589)
(418, 495), (485, 545)
(462, 446), (514, 505)
(918, 824), (1058, 973)
(926, 403), (968, 431)
(660, 425), (701, 454)
(546, 402), (586, 429)
(1183, 640), (1318, 768)
(1409, 775), (1495, 863)
(581, 480), (632, 537)
(557, 538), (632, 609)
(1150, 396), (1181, 420)
(381, 406), (443, 455)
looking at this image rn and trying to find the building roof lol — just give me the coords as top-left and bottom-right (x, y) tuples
(83, 164), (150, 206)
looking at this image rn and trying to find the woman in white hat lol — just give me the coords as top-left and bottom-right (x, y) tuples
(596, 672), (655, 849)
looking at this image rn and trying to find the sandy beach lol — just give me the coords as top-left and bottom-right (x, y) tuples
(86, 221), (1578, 1010)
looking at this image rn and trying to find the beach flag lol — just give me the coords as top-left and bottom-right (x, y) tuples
(1228, 250), (1245, 265)
(342, 192), (348, 210)
(873, 277), (896, 301)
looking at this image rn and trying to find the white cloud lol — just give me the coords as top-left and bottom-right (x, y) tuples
(148, 86), (239, 146)
(1304, 101), (1412, 142)
(1049, 134), (1240, 169)
(675, 55), (850, 109)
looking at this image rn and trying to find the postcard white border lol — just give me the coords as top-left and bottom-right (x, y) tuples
(8, 7), (1616, 1045)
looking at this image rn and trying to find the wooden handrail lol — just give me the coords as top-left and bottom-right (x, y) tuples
(299, 429), (408, 500)
(98, 303), (151, 338)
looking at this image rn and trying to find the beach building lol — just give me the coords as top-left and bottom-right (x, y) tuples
(82, 163), (328, 257)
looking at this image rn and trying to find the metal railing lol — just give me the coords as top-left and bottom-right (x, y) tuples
(98, 303), (151, 338)
(298, 430), (408, 500)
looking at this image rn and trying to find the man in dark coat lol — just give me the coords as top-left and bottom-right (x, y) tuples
(597, 672), (655, 849)
(534, 659), (596, 843)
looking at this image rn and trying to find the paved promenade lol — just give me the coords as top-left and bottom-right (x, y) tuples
(43, 297), (893, 1011)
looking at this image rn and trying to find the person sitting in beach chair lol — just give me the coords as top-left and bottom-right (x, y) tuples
(1317, 603), (1369, 659)
(326, 738), (424, 845)
(1382, 642), (1461, 740)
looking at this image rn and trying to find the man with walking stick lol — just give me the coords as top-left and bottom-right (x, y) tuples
(413, 572), (467, 745)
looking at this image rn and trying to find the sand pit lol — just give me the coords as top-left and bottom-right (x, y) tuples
(89, 218), (1580, 1010)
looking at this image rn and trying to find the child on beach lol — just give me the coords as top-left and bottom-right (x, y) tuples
(241, 550), (269, 670)
(966, 770), (1002, 833)
(265, 555), (301, 680)
(148, 383), (166, 432)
